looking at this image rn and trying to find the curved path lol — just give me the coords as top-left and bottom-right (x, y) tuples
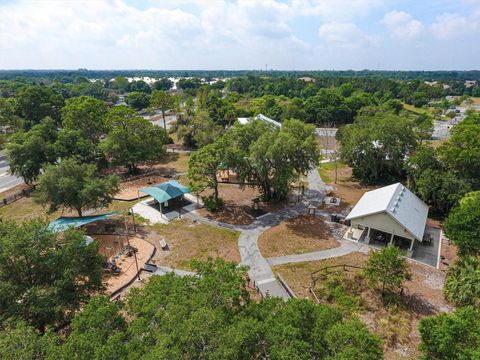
(186, 167), (365, 300)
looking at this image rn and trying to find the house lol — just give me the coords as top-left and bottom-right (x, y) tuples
(298, 76), (316, 83)
(344, 183), (429, 257)
(237, 114), (282, 128)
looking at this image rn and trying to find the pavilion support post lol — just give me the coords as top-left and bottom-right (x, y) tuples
(407, 238), (415, 258)
(365, 227), (371, 244)
(389, 233), (395, 246)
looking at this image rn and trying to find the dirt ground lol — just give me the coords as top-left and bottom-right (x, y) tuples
(322, 164), (377, 210)
(144, 219), (240, 270)
(197, 183), (288, 225)
(274, 253), (453, 360)
(100, 236), (154, 295)
(115, 173), (170, 200)
(258, 215), (340, 258)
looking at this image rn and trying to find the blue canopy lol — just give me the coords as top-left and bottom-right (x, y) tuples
(139, 180), (191, 204)
(48, 212), (117, 233)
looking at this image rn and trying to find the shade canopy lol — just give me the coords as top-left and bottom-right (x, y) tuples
(48, 212), (117, 233)
(139, 180), (191, 204)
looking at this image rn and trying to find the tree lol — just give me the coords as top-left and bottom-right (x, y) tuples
(126, 91), (150, 110)
(188, 140), (225, 204)
(15, 85), (64, 129)
(150, 90), (174, 132)
(444, 256), (480, 307)
(0, 320), (55, 360)
(101, 106), (167, 173)
(153, 78), (173, 91)
(61, 96), (108, 143)
(439, 118), (480, 188)
(419, 307), (480, 360)
(338, 109), (418, 184)
(0, 219), (105, 331)
(177, 109), (223, 149)
(5, 117), (58, 184)
(0, 258), (383, 359)
(444, 191), (480, 256)
(129, 80), (151, 94)
(363, 246), (411, 295)
(48, 296), (128, 359)
(36, 159), (119, 217)
(224, 119), (319, 201)
(54, 128), (101, 166)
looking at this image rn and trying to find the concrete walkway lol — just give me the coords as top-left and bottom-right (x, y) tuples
(179, 167), (358, 300)
(267, 239), (370, 266)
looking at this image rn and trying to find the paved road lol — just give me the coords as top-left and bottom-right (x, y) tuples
(0, 150), (23, 194)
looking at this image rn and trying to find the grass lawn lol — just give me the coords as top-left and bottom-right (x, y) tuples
(258, 215), (340, 258)
(148, 219), (240, 270)
(274, 253), (452, 360)
(318, 161), (347, 184)
(0, 196), (66, 222)
(402, 103), (433, 116)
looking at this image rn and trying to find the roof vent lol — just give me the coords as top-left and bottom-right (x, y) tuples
(394, 201), (398, 207)
(390, 207), (396, 213)
(396, 196), (401, 201)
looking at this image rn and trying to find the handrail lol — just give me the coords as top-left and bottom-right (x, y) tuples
(310, 264), (364, 287)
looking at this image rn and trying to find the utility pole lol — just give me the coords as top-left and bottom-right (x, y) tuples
(124, 217), (140, 281)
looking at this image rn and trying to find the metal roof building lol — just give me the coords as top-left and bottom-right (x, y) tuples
(139, 180), (191, 204)
(345, 183), (429, 257)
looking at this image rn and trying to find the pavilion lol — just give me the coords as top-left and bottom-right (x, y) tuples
(344, 183), (429, 257)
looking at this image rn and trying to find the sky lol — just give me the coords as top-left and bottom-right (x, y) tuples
(0, 0), (479, 70)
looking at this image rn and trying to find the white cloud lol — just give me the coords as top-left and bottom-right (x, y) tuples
(430, 12), (480, 39)
(293, 0), (383, 20)
(318, 22), (377, 48)
(382, 10), (424, 41)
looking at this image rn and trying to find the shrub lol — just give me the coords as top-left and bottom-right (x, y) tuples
(202, 195), (225, 212)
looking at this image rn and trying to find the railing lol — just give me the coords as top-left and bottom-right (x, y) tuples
(0, 186), (34, 209)
(310, 264), (363, 287)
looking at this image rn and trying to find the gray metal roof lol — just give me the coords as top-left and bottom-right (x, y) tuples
(255, 114), (281, 128)
(346, 183), (429, 241)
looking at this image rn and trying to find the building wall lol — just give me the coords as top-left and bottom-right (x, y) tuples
(351, 212), (414, 240)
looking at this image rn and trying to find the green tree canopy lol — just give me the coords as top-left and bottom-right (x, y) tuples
(338, 109), (418, 184)
(188, 139), (225, 202)
(224, 119), (319, 200)
(0, 219), (105, 332)
(61, 96), (108, 143)
(0, 258), (383, 359)
(363, 246), (411, 295)
(419, 307), (480, 360)
(5, 117), (58, 184)
(444, 256), (480, 307)
(444, 191), (480, 256)
(439, 118), (480, 188)
(36, 159), (119, 217)
(14, 85), (64, 129)
(126, 91), (150, 110)
(101, 106), (167, 173)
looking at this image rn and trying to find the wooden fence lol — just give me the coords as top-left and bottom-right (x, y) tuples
(0, 185), (34, 209)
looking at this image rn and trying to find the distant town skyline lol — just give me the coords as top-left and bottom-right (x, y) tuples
(1, 0), (479, 70)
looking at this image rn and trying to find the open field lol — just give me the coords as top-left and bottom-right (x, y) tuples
(274, 253), (452, 360)
(147, 219), (240, 270)
(258, 215), (340, 257)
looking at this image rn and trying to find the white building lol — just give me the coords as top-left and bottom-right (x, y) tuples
(345, 183), (429, 257)
(237, 114), (281, 128)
